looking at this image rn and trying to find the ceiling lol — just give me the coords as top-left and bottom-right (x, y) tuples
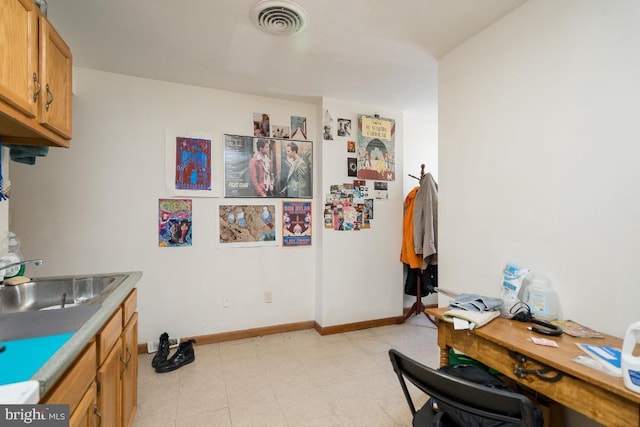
(47, 0), (526, 114)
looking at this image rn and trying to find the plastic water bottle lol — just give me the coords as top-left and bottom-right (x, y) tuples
(622, 321), (640, 394)
(525, 278), (559, 321)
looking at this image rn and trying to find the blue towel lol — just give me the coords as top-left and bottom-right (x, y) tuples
(449, 293), (503, 312)
(5, 144), (49, 165)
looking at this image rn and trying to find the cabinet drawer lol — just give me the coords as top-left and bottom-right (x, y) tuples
(42, 341), (96, 414)
(122, 288), (137, 325)
(97, 308), (123, 365)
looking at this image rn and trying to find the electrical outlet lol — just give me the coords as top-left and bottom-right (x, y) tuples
(264, 291), (272, 303)
(223, 296), (232, 308)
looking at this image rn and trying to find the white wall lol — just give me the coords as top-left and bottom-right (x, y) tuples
(402, 111), (438, 308)
(10, 68), (406, 343)
(317, 98), (404, 326)
(439, 0), (640, 339)
(11, 69), (317, 343)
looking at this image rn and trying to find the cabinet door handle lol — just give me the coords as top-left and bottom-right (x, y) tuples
(45, 84), (54, 111)
(125, 346), (132, 364)
(120, 356), (128, 378)
(93, 404), (102, 427)
(32, 73), (41, 102)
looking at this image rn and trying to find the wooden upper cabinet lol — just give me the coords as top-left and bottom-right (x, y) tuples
(39, 16), (72, 139)
(0, 0), (39, 118)
(0, 0), (72, 147)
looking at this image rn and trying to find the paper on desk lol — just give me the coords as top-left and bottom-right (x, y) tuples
(453, 317), (472, 330)
(530, 337), (559, 347)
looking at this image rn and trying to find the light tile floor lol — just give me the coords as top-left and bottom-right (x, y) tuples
(135, 314), (438, 427)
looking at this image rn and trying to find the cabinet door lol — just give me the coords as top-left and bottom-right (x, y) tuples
(0, 0), (39, 118)
(121, 312), (138, 427)
(96, 338), (123, 427)
(38, 16), (72, 139)
(69, 382), (97, 427)
(41, 342), (97, 414)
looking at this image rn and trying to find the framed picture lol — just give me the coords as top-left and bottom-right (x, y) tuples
(224, 134), (313, 199)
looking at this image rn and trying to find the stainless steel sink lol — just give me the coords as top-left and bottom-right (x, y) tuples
(0, 273), (129, 313)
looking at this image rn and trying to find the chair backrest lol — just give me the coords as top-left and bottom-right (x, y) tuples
(388, 349), (541, 427)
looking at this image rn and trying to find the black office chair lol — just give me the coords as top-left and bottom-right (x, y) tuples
(389, 349), (542, 427)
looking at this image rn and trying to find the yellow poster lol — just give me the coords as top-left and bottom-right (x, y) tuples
(357, 114), (396, 181)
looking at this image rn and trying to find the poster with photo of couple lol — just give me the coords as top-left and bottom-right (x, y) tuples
(224, 134), (313, 199)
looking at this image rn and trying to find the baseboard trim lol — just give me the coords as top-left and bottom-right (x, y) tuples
(137, 314), (415, 354)
(314, 316), (404, 335)
(137, 320), (314, 354)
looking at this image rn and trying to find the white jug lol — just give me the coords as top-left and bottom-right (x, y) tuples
(622, 321), (640, 394)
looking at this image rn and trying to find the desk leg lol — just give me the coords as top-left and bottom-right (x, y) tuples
(435, 321), (450, 367)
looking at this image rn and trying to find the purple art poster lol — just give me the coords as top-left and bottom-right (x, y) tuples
(175, 137), (211, 190)
(159, 199), (192, 247)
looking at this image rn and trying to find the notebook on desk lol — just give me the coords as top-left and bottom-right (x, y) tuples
(442, 309), (500, 330)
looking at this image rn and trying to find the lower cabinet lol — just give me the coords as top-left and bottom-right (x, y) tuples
(121, 312), (138, 427)
(96, 333), (122, 427)
(68, 382), (98, 427)
(41, 288), (138, 427)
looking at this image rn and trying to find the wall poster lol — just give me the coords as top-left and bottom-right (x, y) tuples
(282, 201), (312, 247)
(218, 203), (278, 247)
(165, 130), (218, 197)
(158, 199), (193, 247)
(224, 134), (313, 199)
(291, 116), (307, 139)
(357, 114), (396, 181)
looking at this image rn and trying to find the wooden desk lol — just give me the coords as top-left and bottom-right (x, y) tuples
(427, 307), (640, 427)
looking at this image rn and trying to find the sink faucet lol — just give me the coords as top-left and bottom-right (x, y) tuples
(0, 259), (43, 282)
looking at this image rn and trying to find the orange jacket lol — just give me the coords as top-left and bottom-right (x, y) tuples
(401, 187), (422, 269)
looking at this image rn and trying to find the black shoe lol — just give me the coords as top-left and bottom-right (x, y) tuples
(151, 332), (170, 368)
(155, 339), (196, 373)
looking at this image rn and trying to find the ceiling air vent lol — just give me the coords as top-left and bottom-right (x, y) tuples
(250, 0), (309, 35)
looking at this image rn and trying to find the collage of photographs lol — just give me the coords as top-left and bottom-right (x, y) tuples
(321, 112), (396, 232)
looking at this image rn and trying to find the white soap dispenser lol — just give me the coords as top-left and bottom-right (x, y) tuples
(0, 231), (25, 278)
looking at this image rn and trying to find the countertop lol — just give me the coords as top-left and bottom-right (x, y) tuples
(17, 271), (142, 397)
